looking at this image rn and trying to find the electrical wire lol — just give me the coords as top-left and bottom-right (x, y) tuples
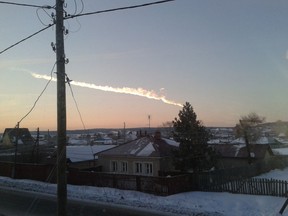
(65, 0), (175, 20)
(17, 62), (57, 125)
(78, 0), (84, 14)
(66, 75), (86, 131)
(36, 7), (54, 27)
(72, 0), (78, 15)
(0, 1), (53, 9)
(0, 24), (54, 55)
(66, 75), (95, 155)
(0, 0), (174, 55)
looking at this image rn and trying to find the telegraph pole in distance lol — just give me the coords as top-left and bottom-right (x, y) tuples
(56, 0), (67, 215)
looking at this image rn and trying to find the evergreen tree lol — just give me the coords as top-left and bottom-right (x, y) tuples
(172, 102), (216, 172)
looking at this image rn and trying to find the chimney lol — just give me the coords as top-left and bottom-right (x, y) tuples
(154, 131), (161, 140)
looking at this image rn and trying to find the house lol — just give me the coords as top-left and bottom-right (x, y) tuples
(230, 136), (284, 149)
(95, 132), (178, 176)
(1, 128), (34, 146)
(211, 144), (274, 169)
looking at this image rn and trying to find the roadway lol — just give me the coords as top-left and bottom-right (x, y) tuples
(0, 187), (174, 216)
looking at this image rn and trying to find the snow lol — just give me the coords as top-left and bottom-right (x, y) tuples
(257, 137), (270, 144)
(68, 138), (89, 145)
(2, 168), (288, 215)
(162, 138), (179, 147)
(273, 148), (288, 156)
(67, 145), (116, 162)
(255, 167), (288, 181)
(3, 144), (288, 215)
(137, 142), (155, 156)
(233, 144), (245, 157)
(231, 138), (245, 144)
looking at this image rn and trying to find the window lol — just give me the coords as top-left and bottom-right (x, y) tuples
(120, 161), (128, 173)
(135, 162), (142, 174)
(144, 163), (153, 175)
(134, 162), (153, 175)
(111, 161), (118, 172)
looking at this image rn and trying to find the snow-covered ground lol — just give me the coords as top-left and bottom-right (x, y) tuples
(1, 168), (288, 215)
(2, 143), (288, 215)
(55, 144), (288, 215)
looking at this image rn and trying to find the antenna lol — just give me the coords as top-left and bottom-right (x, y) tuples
(148, 115), (151, 129)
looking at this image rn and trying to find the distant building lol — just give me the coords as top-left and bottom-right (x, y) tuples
(1, 128), (34, 146)
(211, 144), (274, 169)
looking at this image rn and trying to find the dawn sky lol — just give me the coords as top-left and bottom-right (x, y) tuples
(1, 0), (288, 132)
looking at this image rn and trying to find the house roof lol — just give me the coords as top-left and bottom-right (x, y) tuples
(2, 128), (34, 145)
(96, 136), (178, 158)
(230, 137), (277, 145)
(211, 144), (274, 159)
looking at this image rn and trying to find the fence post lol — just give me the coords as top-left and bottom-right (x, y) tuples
(136, 176), (141, 192)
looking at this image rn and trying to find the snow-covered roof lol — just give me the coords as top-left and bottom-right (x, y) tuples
(230, 136), (277, 145)
(67, 145), (116, 162)
(162, 138), (179, 147)
(97, 136), (177, 158)
(272, 148), (288, 156)
(212, 144), (273, 158)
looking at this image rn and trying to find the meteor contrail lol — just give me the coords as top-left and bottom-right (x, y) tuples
(31, 73), (183, 107)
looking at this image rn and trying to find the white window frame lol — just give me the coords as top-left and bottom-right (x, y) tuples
(135, 162), (142, 174)
(134, 162), (153, 176)
(120, 161), (128, 173)
(144, 162), (153, 175)
(111, 161), (118, 172)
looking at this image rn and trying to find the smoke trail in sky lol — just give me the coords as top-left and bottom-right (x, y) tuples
(31, 73), (183, 107)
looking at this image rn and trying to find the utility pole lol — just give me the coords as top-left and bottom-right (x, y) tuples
(56, 0), (67, 215)
(12, 123), (20, 178)
(123, 122), (126, 143)
(148, 115), (151, 129)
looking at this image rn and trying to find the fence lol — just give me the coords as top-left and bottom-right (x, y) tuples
(0, 161), (191, 196)
(67, 169), (192, 196)
(0, 161), (56, 182)
(196, 175), (288, 197)
(1, 161), (288, 197)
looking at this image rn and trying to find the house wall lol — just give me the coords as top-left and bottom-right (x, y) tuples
(1, 134), (13, 146)
(217, 152), (274, 169)
(217, 158), (250, 169)
(98, 155), (162, 176)
(159, 157), (175, 173)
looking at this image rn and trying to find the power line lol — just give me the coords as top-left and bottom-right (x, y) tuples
(66, 75), (86, 131)
(0, 0), (175, 55)
(0, 1), (53, 9)
(66, 74), (96, 156)
(17, 62), (57, 126)
(65, 0), (175, 20)
(36, 7), (54, 27)
(0, 24), (54, 55)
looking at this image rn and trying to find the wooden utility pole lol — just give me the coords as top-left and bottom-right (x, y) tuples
(12, 123), (20, 178)
(56, 0), (67, 215)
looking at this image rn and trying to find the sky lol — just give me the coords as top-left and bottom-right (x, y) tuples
(1, 0), (288, 132)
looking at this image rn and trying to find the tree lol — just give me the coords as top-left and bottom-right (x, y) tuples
(172, 102), (217, 172)
(235, 112), (265, 164)
(161, 121), (173, 138)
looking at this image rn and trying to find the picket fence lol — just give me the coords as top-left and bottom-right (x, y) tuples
(195, 174), (288, 197)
